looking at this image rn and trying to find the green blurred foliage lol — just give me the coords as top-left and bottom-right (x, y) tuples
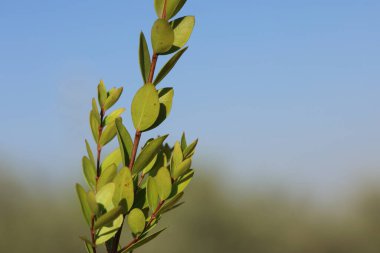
(1, 168), (380, 253)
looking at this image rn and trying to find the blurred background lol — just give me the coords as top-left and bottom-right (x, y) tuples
(1, 0), (380, 252)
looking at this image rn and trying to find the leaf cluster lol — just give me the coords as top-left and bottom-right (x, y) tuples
(75, 1), (197, 253)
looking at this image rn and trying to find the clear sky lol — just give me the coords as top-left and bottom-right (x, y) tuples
(1, 0), (380, 197)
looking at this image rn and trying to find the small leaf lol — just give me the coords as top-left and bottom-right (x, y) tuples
(146, 177), (159, 211)
(163, 16), (195, 54)
(154, 0), (187, 19)
(83, 239), (95, 253)
(104, 108), (125, 125)
(145, 88), (175, 131)
(131, 83), (160, 131)
(127, 208), (146, 234)
(159, 192), (184, 214)
(97, 164), (117, 189)
(83, 156), (96, 189)
(183, 139), (198, 158)
(155, 167), (172, 200)
(99, 122), (117, 147)
(153, 47), (187, 86)
(139, 32), (151, 83)
(121, 228), (166, 253)
(101, 148), (122, 172)
(98, 80), (107, 107)
(151, 19), (174, 54)
(90, 110), (100, 142)
(94, 206), (123, 229)
(171, 158), (191, 179)
(133, 135), (168, 174)
(96, 183), (115, 211)
(92, 98), (100, 121)
(87, 191), (99, 215)
(85, 139), (96, 169)
(142, 154), (158, 175)
(113, 167), (134, 212)
(115, 118), (133, 167)
(174, 169), (194, 194)
(96, 215), (123, 245)
(171, 141), (183, 172)
(104, 87), (123, 111)
(76, 183), (92, 226)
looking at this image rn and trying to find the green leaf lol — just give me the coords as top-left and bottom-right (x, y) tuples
(94, 206), (123, 229)
(151, 19), (174, 54)
(146, 177), (159, 211)
(139, 32), (151, 83)
(153, 47), (187, 86)
(154, 0), (187, 19)
(97, 164), (117, 189)
(183, 139), (198, 158)
(101, 148), (122, 172)
(76, 183), (92, 226)
(174, 169), (194, 194)
(87, 190), (99, 215)
(99, 122), (117, 147)
(145, 87), (174, 131)
(159, 192), (184, 214)
(104, 108), (125, 125)
(96, 215), (123, 245)
(92, 98), (100, 122)
(171, 141), (183, 172)
(83, 239), (94, 253)
(133, 135), (168, 174)
(96, 183), (115, 211)
(113, 167), (134, 213)
(131, 83), (160, 131)
(90, 110), (100, 142)
(85, 139), (96, 169)
(171, 158), (191, 179)
(164, 16), (195, 54)
(127, 208), (146, 234)
(104, 87), (123, 111)
(98, 80), (107, 107)
(142, 154), (158, 175)
(121, 228), (166, 253)
(155, 167), (172, 200)
(115, 118), (133, 167)
(83, 156), (96, 189)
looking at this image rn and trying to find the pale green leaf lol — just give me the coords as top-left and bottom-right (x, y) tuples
(127, 208), (146, 234)
(146, 177), (159, 211)
(104, 108), (125, 125)
(83, 156), (96, 189)
(154, 0), (186, 19)
(183, 138), (198, 158)
(85, 139), (96, 169)
(90, 110), (100, 142)
(133, 135), (168, 174)
(174, 169), (194, 194)
(153, 47), (187, 86)
(76, 183), (92, 226)
(131, 83), (160, 131)
(98, 80), (107, 107)
(94, 206), (123, 230)
(155, 167), (172, 200)
(159, 192), (184, 215)
(99, 122), (117, 147)
(104, 87), (123, 111)
(170, 141), (183, 172)
(101, 148), (122, 172)
(97, 164), (117, 189)
(171, 158), (191, 179)
(87, 191), (99, 215)
(96, 215), (123, 245)
(113, 167), (134, 213)
(151, 19), (174, 54)
(96, 183), (115, 211)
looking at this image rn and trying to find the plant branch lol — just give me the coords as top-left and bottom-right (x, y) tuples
(117, 201), (165, 253)
(111, 51), (160, 253)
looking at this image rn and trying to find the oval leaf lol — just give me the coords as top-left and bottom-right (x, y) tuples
(154, 0), (186, 19)
(97, 164), (117, 189)
(133, 135), (168, 174)
(113, 167), (134, 213)
(131, 83), (160, 131)
(153, 47), (187, 86)
(155, 167), (172, 200)
(96, 183), (115, 211)
(99, 122), (117, 147)
(151, 19), (174, 54)
(76, 184), (92, 226)
(104, 87), (123, 111)
(115, 118), (133, 167)
(171, 158), (191, 180)
(146, 177), (159, 211)
(94, 206), (123, 230)
(83, 156), (96, 189)
(127, 208), (146, 234)
(139, 32), (151, 83)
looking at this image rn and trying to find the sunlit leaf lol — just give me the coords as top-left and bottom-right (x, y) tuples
(127, 208), (146, 234)
(155, 167), (172, 200)
(153, 47), (187, 86)
(113, 167), (134, 213)
(83, 156), (96, 189)
(139, 32), (151, 83)
(151, 19), (174, 54)
(115, 118), (133, 167)
(146, 177), (159, 211)
(76, 183), (92, 226)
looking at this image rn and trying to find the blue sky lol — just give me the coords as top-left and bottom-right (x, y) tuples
(1, 0), (380, 197)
